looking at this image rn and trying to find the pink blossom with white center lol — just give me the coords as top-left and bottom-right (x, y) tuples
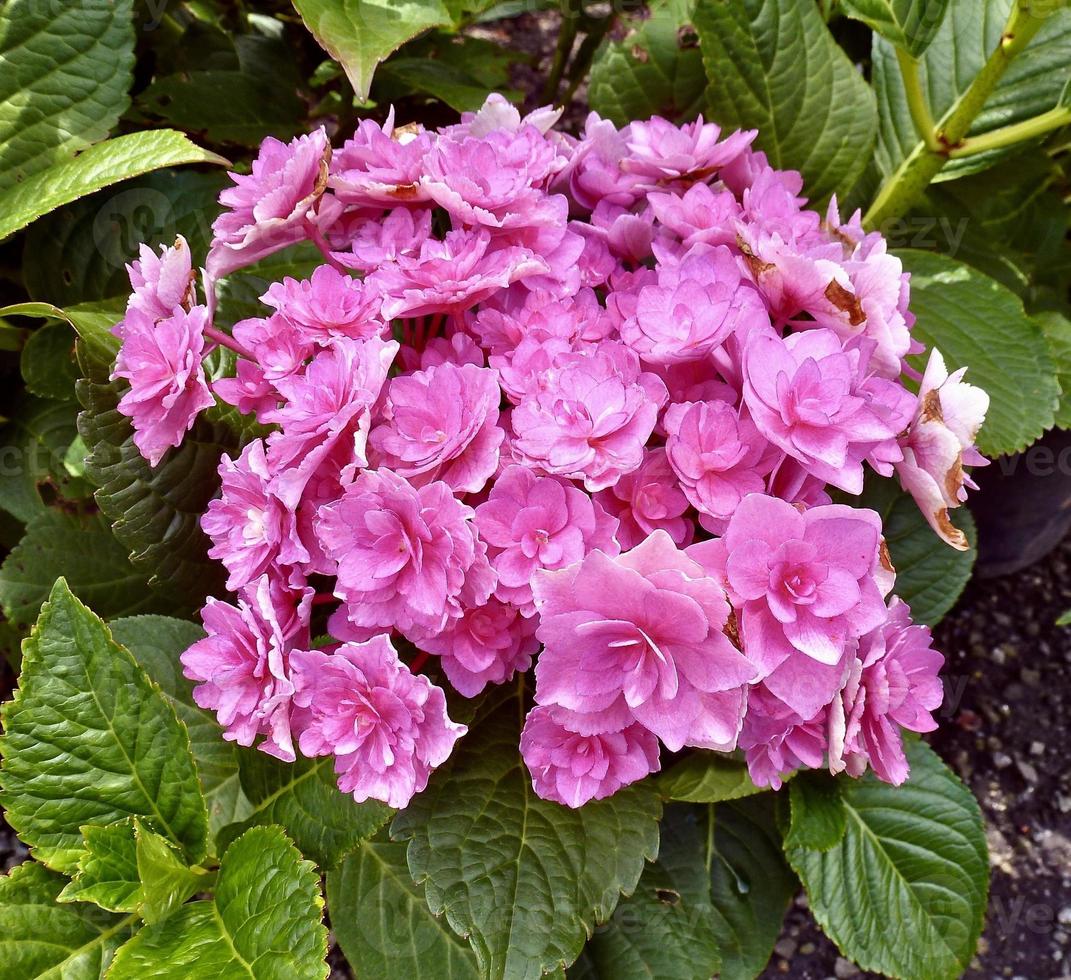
(207, 128), (331, 279)
(510, 342), (668, 491)
(476, 464), (619, 615)
(622, 116), (755, 186)
(369, 361), (504, 493)
(533, 530), (756, 752)
(521, 705), (660, 807)
(742, 329), (916, 494)
(595, 447), (692, 549)
(664, 400), (775, 533)
(112, 305), (215, 467)
(329, 111), (433, 207)
(291, 635), (465, 808)
(688, 493), (891, 719)
(119, 236), (195, 333)
(450, 92), (564, 139)
(260, 265), (385, 343)
(895, 348), (989, 550)
(416, 598), (539, 696)
(316, 469), (494, 638)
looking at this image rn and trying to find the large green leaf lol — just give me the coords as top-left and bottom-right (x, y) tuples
(695, 0), (878, 203)
(108, 616), (252, 842)
(872, 0), (1071, 181)
(0, 510), (178, 627)
(657, 751), (764, 803)
(20, 320), (80, 401)
(0, 131), (227, 241)
(291, 0), (455, 100)
(784, 772), (847, 852)
(0, 860), (135, 980)
(787, 740), (988, 980)
(588, 0), (707, 127)
(839, 0), (951, 56)
(0, 579), (209, 873)
(57, 819), (143, 913)
(328, 840), (480, 979)
(220, 752), (391, 870)
(391, 689), (663, 980)
(0, 0), (135, 189)
(898, 248), (1059, 457)
(106, 825), (329, 979)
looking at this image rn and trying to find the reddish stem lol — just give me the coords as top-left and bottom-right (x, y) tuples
(311, 593), (337, 607)
(204, 324), (255, 360)
(409, 651), (430, 674)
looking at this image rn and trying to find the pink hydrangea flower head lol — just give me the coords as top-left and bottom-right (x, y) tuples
(417, 598), (539, 696)
(896, 348), (989, 550)
(291, 635), (465, 808)
(521, 706), (660, 807)
(648, 184), (742, 252)
(595, 447), (692, 549)
(121, 235), (195, 331)
(261, 264), (385, 343)
(330, 111), (433, 207)
(562, 112), (643, 211)
(476, 464), (619, 615)
(316, 469), (493, 637)
(369, 362), (504, 493)
(622, 116), (755, 185)
(337, 206), (432, 272)
(688, 493), (891, 719)
(533, 530), (756, 751)
(112, 305), (215, 467)
(510, 342), (668, 491)
(208, 128), (331, 279)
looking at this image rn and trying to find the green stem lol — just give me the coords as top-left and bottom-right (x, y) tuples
(896, 47), (939, 150)
(543, 0), (582, 104)
(950, 105), (1071, 157)
(864, 2), (1046, 230)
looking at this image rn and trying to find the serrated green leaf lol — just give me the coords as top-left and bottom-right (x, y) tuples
(695, 0), (878, 203)
(657, 751), (764, 803)
(588, 0), (707, 127)
(0, 0), (135, 190)
(106, 825), (329, 980)
(873, 0), (1071, 182)
(898, 248), (1059, 457)
(0, 860), (136, 980)
(391, 688), (663, 980)
(220, 752), (391, 870)
(291, 0), (454, 100)
(839, 0), (951, 56)
(1037, 310), (1071, 429)
(108, 616), (253, 842)
(58, 819), (142, 912)
(786, 740), (988, 980)
(0, 579), (208, 873)
(785, 772), (847, 851)
(0, 131), (227, 242)
(328, 840), (480, 979)
(20, 320), (79, 401)
(135, 819), (209, 925)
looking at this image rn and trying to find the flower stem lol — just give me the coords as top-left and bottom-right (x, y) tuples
(306, 219), (347, 274)
(204, 324), (254, 361)
(409, 650), (430, 674)
(895, 47), (939, 151)
(949, 105), (1071, 158)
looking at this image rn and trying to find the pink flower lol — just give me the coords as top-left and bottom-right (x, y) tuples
(510, 342), (668, 491)
(316, 469), (494, 637)
(561, 113), (643, 211)
(622, 116), (755, 185)
(337, 207), (432, 272)
(202, 440), (309, 592)
(742, 329), (916, 494)
(120, 236), (195, 331)
(738, 684), (827, 790)
(330, 112), (433, 207)
(533, 531), (755, 751)
(476, 465), (619, 615)
(207, 128), (331, 279)
(369, 362), (503, 493)
(595, 448), (692, 549)
(261, 265), (385, 343)
(417, 598), (539, 696)
(648, 184), (741, 251)
(664, 400), (775, 533)
(688, 494), (891, 718)
(895, 349), (989, 551)
(291, 635), (465, 808)
(521, 706), (660, 807)
(112, 305), (215, 467)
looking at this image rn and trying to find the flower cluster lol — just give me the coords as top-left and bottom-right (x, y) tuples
(111, 95), (987, 810)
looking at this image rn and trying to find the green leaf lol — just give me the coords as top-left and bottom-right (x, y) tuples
(0, 860), (136, 980)
(706, 796), (797, 980)
(328, 840), (480, 979)
(786, 740), (988, 980)
(20, 320), (79, 401)
(785, 772), (847, 851)
(106, 825), (329, 980)
(213, 242), (323, 328)
(872, 0), (1071, 181)
(0, 509), (177, 628)
(375, 57), (515, 113)
(0, 0), (135, 189)
(58, 819), (143, 913)
(391, 688), (663, 980)
(0, 579), (209, 873)
(588, 0), (707, 127)
(108, 616), (253, 842)
(135, 819), (209, 925)
(0, 130), (228, 242)
(291, 0), (455, 100)
(695, 0), (878, 203)
(658, 751), (764, 803)
(220, 752), (391, 870)
(839, 0), (951, 56)
(1037, 311), (1071, 429)
(897, 248), (1059, 457)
